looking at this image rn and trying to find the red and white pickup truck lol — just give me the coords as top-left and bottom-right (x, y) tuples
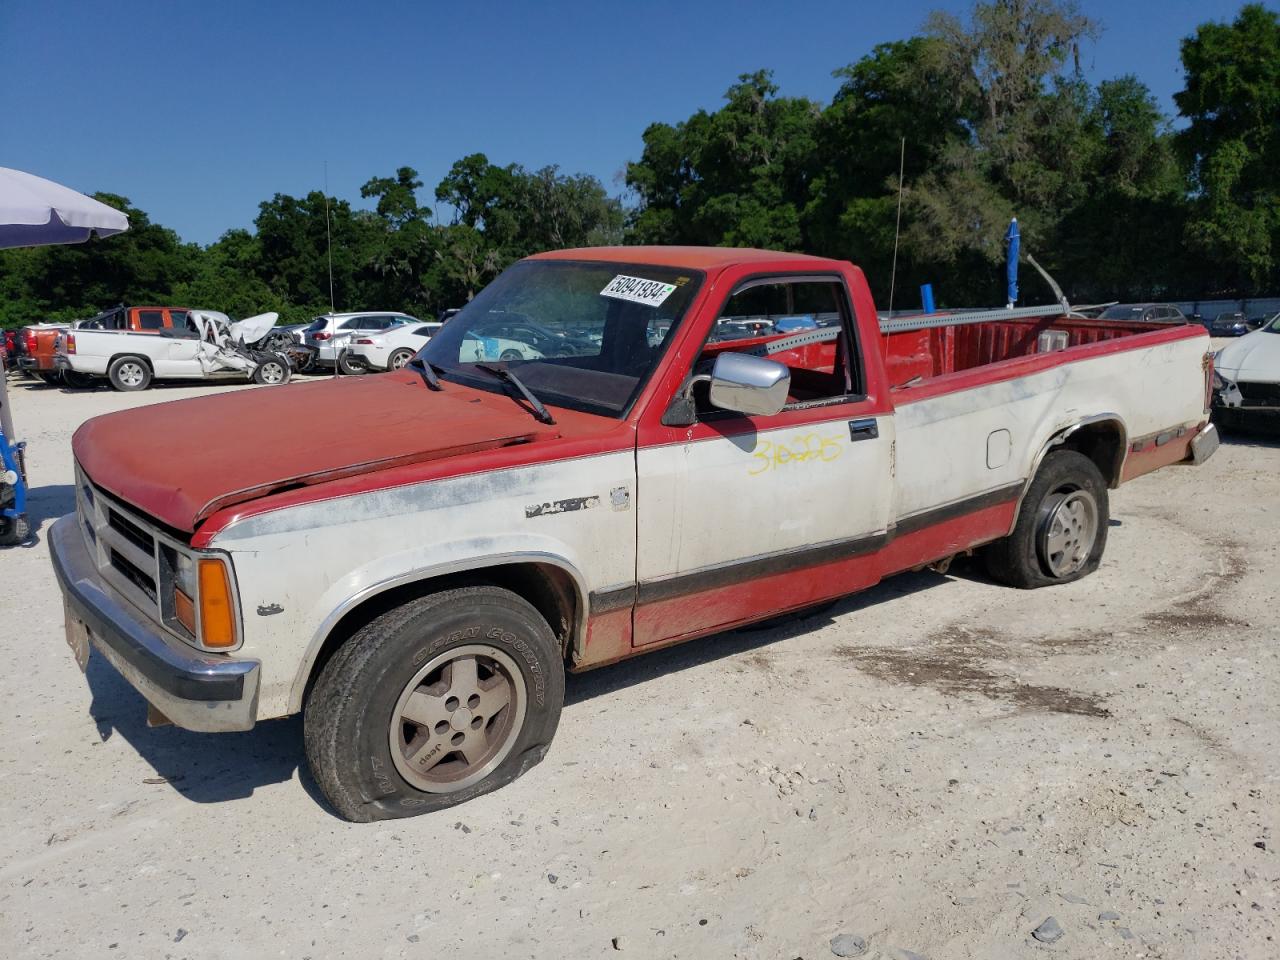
(51, 246), (1218, 821)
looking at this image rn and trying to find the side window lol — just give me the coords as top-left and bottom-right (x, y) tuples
(167, 310), (187, 328)
(338, 316), (368, 331)
(695, 278), (860, 415)
(137, 310), (164, 330)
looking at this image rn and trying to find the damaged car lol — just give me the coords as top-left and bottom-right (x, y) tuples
(1213, 311), (1280, 431)
(55, 310), (294, 391)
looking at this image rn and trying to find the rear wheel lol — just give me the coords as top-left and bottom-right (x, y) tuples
(37, 371), (61, 386)
(388, 348), (415, 370)
(108, 356), (151, 392)
(338, 350), (367, 375)
(984, 450), (1108, 589)
(304, 585), (564, 822)
(61, 370), (95, 389)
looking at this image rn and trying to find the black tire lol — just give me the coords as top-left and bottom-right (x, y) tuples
(107, 356), (151, 392)
(304, 585), (565, 822)
(0, 514), (29, 546)
(337, 350), (367, 376)
(252, 356), (291, 385)
(37, 371), (61, 386)
(61, 370), (95, 389)
(985, 449), (1109, 589)
(499, 349), (523, 362)
(387, 348), (415, 371)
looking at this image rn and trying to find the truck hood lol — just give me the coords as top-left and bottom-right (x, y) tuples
(1216, 329), (1280, 382)
(73, 374), (560, 532)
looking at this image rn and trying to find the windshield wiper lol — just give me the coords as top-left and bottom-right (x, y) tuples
(475, 363), (556, 425)
(407, 356), (444, 391)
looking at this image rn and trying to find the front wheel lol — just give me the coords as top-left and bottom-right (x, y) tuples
(304, 585), (565, 822)
(252, 356), (291, 385)
(499, 349), (523, 362)
(984, 449), (1108, 589)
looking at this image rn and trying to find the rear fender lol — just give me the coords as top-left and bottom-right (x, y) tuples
(1007, 412), (1127, 533)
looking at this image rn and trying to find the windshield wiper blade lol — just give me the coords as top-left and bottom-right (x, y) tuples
(475, 363), (555, 425)
(406, 356), (444, 391)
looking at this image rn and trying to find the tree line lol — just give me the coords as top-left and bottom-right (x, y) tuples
(2, 0), (1276, 329)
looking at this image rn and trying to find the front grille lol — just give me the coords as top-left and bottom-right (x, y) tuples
(75, 466), (168, 621)
(109, 548), (158, 601)
(1238, 381), (1280, 406)
(108, 508), (155, 555)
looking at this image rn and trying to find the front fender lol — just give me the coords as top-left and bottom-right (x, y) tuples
(285, 534), (592, 713)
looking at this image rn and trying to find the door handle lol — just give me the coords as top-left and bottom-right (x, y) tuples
(848, 417), (879, 441)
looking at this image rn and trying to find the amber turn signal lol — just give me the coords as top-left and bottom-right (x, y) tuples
(197, 558), (236, 649)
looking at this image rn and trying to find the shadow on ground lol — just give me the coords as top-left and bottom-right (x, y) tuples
(18, 483), (74, 543)
(84, 654), (333, 812)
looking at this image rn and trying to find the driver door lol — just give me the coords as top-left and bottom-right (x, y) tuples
(633, 274), (894, 647)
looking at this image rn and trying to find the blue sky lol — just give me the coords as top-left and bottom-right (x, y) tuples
(1, 0), (1259, 245)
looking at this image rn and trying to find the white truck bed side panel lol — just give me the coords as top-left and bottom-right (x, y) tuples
(892, 336), (1208, 520)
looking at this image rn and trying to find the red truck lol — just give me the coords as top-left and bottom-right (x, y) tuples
(51, 246), (1217, 821)
(20, 305), (189, 386)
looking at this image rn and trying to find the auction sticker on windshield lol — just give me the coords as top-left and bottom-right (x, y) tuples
(600, 275), (676, 308)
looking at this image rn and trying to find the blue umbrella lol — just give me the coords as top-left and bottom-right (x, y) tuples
(1005, 217), (1019, 307)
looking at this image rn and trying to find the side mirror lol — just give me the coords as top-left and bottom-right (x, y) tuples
(708, 352), (790, 417)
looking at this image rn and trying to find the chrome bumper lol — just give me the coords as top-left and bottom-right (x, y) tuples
(49, 515), (259, 732)
(1188, 422), (1219, 465)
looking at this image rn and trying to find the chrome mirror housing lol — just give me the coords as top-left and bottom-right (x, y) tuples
(708, 352), (790, 417)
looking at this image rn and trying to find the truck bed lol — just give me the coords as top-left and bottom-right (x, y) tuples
(881, 315), (1187, 390)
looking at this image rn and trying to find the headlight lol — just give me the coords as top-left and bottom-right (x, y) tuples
(173, 552), (197, 596)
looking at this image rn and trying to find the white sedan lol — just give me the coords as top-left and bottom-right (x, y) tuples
(347, 321), (442, 371)
(1213, 312), (1280, 428)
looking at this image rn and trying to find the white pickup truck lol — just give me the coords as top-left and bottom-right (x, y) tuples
(55, 311), (291, 391)
(50, 246), (1218, 821)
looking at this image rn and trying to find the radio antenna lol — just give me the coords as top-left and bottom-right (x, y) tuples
(887, 136), (906, 319)
(324, 160), (335, 314)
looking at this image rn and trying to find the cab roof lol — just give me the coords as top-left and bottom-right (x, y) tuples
(528, 245), (843, 272)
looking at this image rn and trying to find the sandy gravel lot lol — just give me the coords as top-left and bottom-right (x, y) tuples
(1, 372), (1276, 960)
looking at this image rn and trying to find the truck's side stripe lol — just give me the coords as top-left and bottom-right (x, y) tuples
(624, 482), (1022, 608)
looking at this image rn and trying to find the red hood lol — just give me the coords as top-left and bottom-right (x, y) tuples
(73, 373), (559, 532)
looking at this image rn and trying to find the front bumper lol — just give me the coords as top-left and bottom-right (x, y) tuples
(49, 514), (260, 732)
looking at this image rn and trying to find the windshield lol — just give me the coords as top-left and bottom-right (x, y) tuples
(1098, 305), (1146, 319)
(1267, 313), (1280, 334)
(419, 259), (702, 418)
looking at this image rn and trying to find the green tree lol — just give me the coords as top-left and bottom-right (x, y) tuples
(804, 38), (969, 302)
(0, 193), (199, 327)
(1175, 3), (1280, 292)
(253, 190), (379, 311)
(626, 70), (821, 249)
